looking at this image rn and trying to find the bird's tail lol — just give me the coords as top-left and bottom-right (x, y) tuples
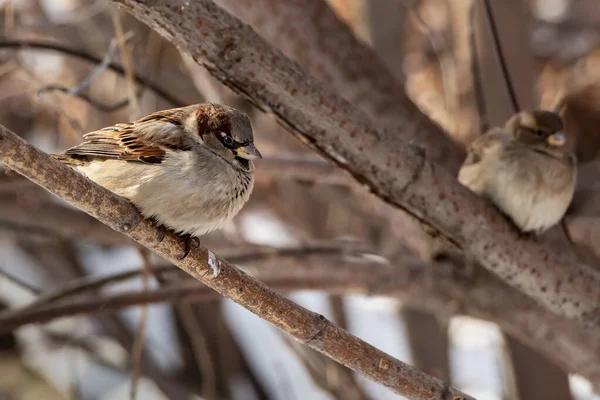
(50, 154), (87, 166)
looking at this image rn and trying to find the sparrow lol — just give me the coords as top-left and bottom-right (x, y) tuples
(52, 103), (262, 241)
(458, 110), (576, 234)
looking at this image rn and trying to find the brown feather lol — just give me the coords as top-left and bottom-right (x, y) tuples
(463, 129), (508, 166)
(61, 108), (194, 164)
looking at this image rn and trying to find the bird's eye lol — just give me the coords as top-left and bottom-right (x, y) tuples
(535, 130), (545, 137)
(222, 135), (235, 147)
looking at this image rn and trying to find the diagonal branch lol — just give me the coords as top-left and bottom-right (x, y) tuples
(5, 244), (600, 387)
(0, 40), (185, 107)
(110, 0), (600, 328)
(23, 242), (372, 308)
(0, 126), (472, 400)
(213, 0), (463, 171)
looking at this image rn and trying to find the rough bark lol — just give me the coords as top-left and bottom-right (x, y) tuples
(0, 125), (471, 400)
(109, 0), (600, 328)
(213, 0), (463, 171)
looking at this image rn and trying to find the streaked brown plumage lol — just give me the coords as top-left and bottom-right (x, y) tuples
(458, 110), (576, 234)
(52, 103), (262, 238)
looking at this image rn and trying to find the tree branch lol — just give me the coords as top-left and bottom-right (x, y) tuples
(0, 126), (471, 400)
(213, 0), (463, 171)
(5, 243), (600, 386)
(256, 153), (352, 185)
(24, 242), (371, 308)
(0, 191), (135, 246)
(0, 40), (185, 107)
(110, 0), (600, 328)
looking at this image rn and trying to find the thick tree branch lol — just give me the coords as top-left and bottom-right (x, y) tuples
(0, 126), (471, 400)
(110, 0), (600, 328)
(213, 0), (463, 171)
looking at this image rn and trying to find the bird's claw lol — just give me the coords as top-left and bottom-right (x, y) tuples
(150, 218), (166, 243)
(177, 234), (200, 260)
(517, 230), (537, 241)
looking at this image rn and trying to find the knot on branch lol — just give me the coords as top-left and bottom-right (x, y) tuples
(220, 37), (243, 66)
(303, 313), (329, 345)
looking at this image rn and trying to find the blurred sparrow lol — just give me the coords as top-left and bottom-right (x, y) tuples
(53, 103), (262, 241)
(458, 110), (576, 234)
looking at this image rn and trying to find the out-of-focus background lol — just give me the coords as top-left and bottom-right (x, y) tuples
(1, 0), (600, 399)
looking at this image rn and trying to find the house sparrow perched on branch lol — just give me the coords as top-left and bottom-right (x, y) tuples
(458, 110), (576, 234)
(52, 103), (262, 244)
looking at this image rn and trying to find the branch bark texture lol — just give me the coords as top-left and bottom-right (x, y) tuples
(213, 0), (462, 171)
(0, 126), (472, 400)
(110, 0), (600, 328)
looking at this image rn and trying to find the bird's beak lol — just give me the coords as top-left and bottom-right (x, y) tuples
(235, 143), (262, 160)
(547, 131), (566, 147)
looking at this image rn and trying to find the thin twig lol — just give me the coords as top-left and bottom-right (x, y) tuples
(0, 269), (401, 332)
(4, 0), (14, 37)
(469, 0), (490, 133)
(37, 85), (130, 112)
(406, 3), (458, 128)
(0, 282), (209, 332)
(177, 303), (218, 400)
(111, 10), (141, 119)
(72, 37), (120, 94)
(12, 63), (86, 138)
(130, 249), (151, 400)
(0, 267), (44, 294)
(256, 153), (352, 185)
(22, 242), (372, 309)
(0, 40), (184, 107)
(0, 193), (135, 246)
(481, 0), (520, 113)
(150, 257), (218, 400)
(37, 33), (142, 113)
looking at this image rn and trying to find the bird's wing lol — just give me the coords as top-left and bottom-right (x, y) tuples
(57, 108), (195, 164)
(462, 129), (510, 166)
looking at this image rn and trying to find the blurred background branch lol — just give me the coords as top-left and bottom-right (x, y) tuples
(1, 0), (600, 399)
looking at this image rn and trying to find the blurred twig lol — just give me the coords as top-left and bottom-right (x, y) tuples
(469, 1), (489, 133)
(37, 85), (130, 112)
(0, 276), (378, 333)
(176, 303), (217, 400)
(130, 249), (151, 400)
(406, 3), (458, 122)
(0, 268), (44, 295)
(480, 0), (520, 113)
(4, 0), (14, 37)
(23, 242), (377, 309)
(36, 36), (133, 113)
(72, 37), (120, 93)
(111, 10), (141, 119)
(0, 191), (135, 246)
(0, 40), (184, 107)
(256, 153), (352, 185)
